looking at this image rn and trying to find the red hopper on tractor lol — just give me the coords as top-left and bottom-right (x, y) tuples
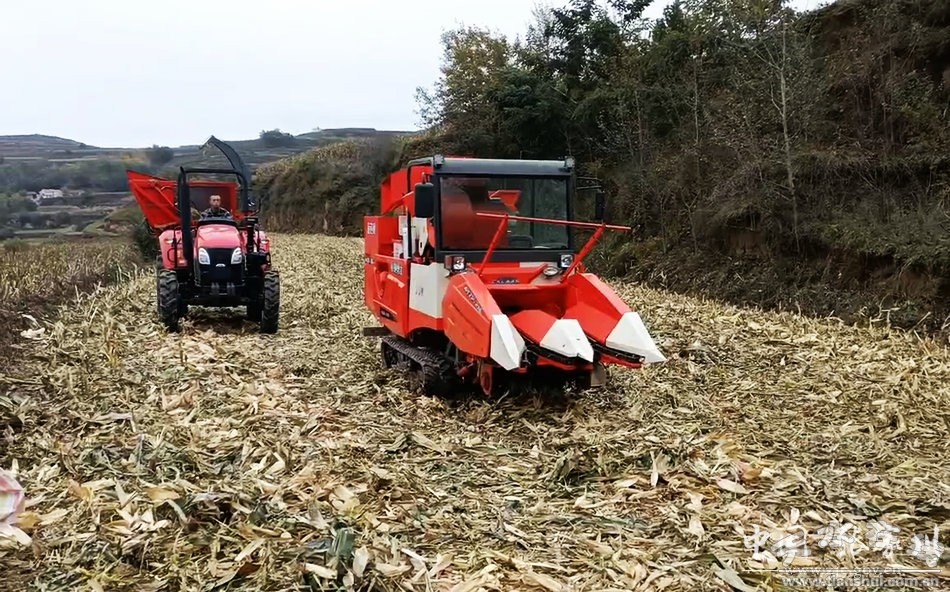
(362, 155), (665, 395)
(126, 136), (279, 333)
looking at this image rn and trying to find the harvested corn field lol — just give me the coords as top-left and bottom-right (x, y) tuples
(1, 234), (949, 591)
(0, 238), (141, 364)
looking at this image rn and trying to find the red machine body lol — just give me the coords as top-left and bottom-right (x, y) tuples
(363, 155), (664, 395)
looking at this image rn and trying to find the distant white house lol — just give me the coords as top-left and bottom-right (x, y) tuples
(37, 188), (64, 201)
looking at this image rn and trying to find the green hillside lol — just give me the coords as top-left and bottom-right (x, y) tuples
(253, 0), (950, 333)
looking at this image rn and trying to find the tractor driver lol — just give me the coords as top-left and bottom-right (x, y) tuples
(201, 194), (232, 219)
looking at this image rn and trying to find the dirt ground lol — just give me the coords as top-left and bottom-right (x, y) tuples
(1, 235), (948, 591)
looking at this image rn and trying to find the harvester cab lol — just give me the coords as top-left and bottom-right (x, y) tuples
(126, 136), (280, 333)
(363, 154), (665, 396)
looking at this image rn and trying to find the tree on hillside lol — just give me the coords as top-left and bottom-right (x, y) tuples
(146, 145), (175, 167)
(260, 129), (297, 148)
(425, 0), (949, 265)
(415, 27), (514, 155)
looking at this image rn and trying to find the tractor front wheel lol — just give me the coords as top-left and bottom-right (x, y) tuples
(157, 270), (181, 332)
(259, 271), (280, 333)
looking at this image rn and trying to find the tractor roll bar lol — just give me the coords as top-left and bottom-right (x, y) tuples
(180, 167), (248, 187)
(203, 136), (254, 212)
(176, 166), (250, 271)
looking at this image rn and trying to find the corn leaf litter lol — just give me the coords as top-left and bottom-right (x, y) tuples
(1, 235), (948, 591)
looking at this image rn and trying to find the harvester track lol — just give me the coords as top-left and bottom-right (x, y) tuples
(381, 334), (460, 397)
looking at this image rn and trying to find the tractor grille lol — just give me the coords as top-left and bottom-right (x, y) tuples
(200, 248), (243, 287)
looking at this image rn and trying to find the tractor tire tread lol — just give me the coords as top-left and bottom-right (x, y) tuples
(259, 271), (280, 333)
(156, 269), (181, 332)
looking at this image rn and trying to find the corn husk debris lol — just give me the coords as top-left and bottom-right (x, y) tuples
(1, 235), (948, 591)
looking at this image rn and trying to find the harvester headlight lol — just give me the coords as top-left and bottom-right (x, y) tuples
(230, 248), (243, 264)
(197, 248), (210, 265)
(559, 254), (574, 268)
(542, 264), (560, 277)
(445, 255), (466, 272)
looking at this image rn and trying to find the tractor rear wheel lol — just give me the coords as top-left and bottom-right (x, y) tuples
(157, 270), (181, 332)
(259, 271), (280, 333)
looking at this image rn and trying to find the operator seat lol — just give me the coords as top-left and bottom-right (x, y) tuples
(507, 234), (534, 248)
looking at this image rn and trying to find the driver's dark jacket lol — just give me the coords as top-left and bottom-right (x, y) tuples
(200, 207), (232, 219)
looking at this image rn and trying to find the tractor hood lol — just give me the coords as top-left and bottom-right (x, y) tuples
(127, 170), (179, 229)
(195, 223), (243, 250)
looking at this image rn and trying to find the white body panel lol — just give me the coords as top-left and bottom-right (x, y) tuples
(397, 216), (430, 258)
(490, 314), (525, 370)
(408, 263), (451, 318)
(606, 311), (666, 363)
(540, 318), (594, 362)
(398, 215), (409, 260)
(410, 216), (429, 256)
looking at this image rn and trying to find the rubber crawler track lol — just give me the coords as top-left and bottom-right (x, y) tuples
(381, 334), (460, 397)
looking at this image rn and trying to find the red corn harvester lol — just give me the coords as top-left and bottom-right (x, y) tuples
(362, 155), (665, 395)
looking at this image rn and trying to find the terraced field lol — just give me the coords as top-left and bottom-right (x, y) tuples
(1, 235), (948, 591)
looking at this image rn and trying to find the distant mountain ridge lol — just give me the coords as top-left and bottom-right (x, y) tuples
(0, 134), (94, 152)
(0, 128), (415, 157)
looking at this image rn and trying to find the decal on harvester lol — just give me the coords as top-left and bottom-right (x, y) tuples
(492, 277), (519, 284)
(462, 285), (483, 313)
(392, 262), (403, 276)
(367, 222), (376, 235)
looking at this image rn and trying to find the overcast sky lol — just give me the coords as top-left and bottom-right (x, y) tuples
(1, 0), (828, 147)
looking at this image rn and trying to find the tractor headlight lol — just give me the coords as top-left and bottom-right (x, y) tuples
(230, 248), (243, 264)
(542, 264), (560, 277)
(559, 253), (574, 268)
(197, 248), (210, 265)
(444, 255), (465, 272)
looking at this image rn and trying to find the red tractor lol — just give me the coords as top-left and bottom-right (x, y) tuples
(126, 136), (279, 333)
(362, 155), (665, 396)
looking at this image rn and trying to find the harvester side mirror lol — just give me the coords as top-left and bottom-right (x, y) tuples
(414, 182), (435, 218)
(595, 190), (606, 221)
